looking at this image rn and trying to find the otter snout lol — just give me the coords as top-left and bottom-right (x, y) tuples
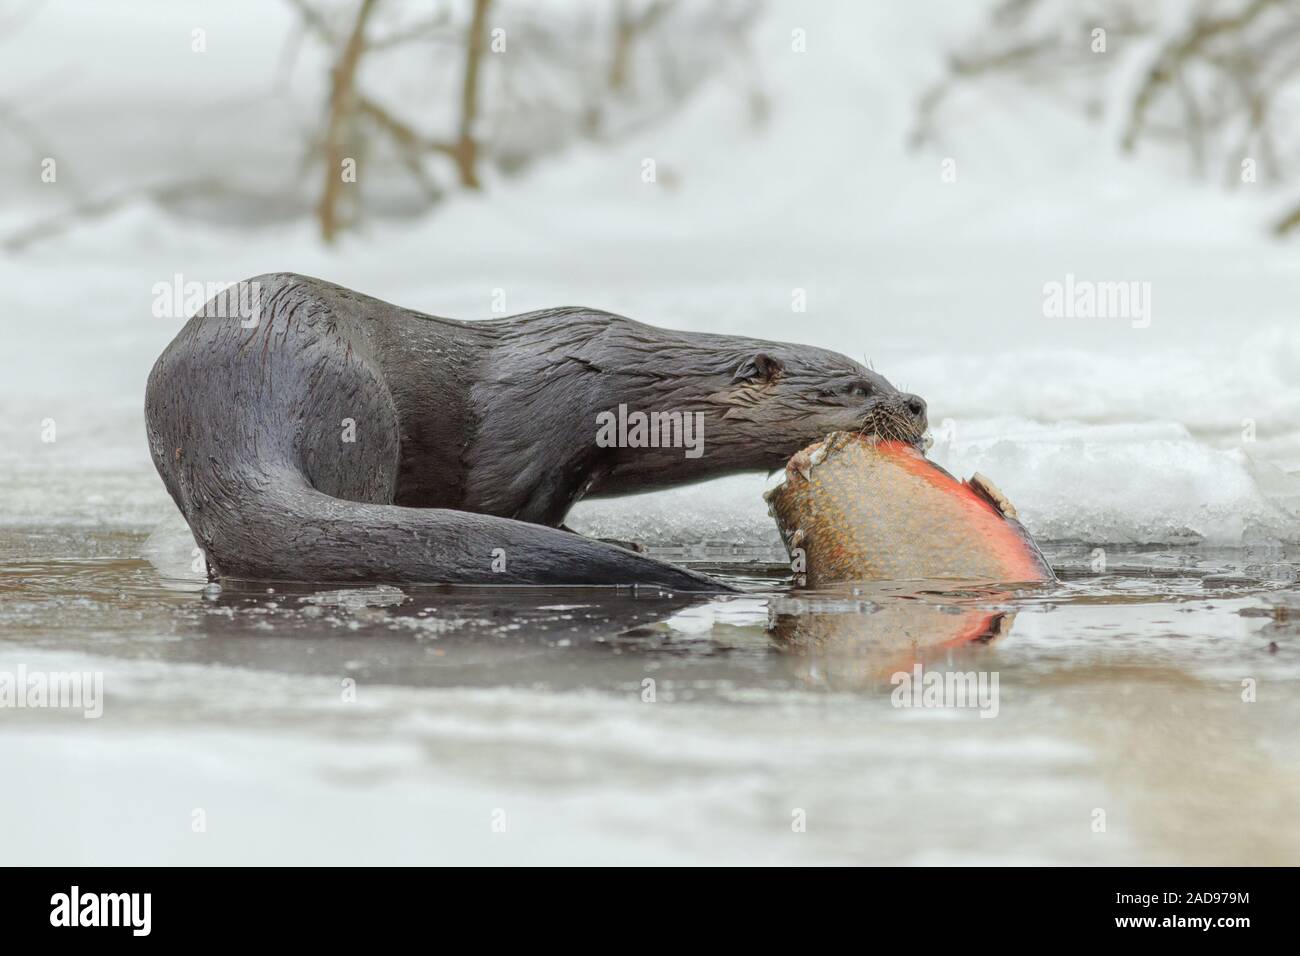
(898, 392), (930, 442)
(901, 393), (928, 437)
(902, 393), (927, 421)
(863, 391), (929, 444)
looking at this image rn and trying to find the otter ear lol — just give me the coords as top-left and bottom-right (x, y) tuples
(733, 352), (784, 384)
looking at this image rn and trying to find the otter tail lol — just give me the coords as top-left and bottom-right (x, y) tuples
(180, 468), (732, 592)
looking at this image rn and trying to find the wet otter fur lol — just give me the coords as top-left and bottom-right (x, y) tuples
(144, 273), (928, 590)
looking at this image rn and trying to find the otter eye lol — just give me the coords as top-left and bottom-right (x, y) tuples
(845, 381), (873, 398)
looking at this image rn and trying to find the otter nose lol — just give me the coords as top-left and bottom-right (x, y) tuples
(902, 393), (927, 420)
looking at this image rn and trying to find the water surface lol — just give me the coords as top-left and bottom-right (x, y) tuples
(3, 527), (1296, 865)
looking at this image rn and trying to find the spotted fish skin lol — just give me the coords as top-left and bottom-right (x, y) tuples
(764, 432), (1055, 587)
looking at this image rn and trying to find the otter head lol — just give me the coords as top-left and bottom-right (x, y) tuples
(706, 345), (929, 471)
(580, 320), (929, 498)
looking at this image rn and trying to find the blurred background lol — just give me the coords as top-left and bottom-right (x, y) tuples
(3, 0), (1300, 868)
(3, 0), (1299, 552)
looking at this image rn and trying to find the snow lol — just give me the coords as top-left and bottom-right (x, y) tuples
(1, 0), (1297, 548)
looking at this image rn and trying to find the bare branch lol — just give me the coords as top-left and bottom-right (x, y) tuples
(317, 0), (380, 243)
(1121, 0), (1282, 153)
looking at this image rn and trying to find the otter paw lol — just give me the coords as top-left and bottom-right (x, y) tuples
(599, 537), (646, 554)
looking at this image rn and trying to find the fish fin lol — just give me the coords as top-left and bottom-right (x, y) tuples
(824, 431), (861, 457)
(787, 446), (815, 482)
(968, 472), (1019, 519)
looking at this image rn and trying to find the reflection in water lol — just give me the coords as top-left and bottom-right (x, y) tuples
(769, 589), (1016, 690)
(190, 580), (722, 687)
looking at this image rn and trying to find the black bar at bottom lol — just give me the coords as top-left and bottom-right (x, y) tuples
(1, 866), (1286, 941)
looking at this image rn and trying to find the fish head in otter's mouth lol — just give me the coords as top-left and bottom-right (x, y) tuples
(708, 346), (929, 467)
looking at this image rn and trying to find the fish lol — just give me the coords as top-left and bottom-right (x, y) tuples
(764, 432), (1056, 587)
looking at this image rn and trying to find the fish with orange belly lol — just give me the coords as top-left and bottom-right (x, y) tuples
(764, 432), (1056, 588)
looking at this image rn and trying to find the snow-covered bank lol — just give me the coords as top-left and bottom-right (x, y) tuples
(2, 197), (1296, 547)
(2, 0), (1297, 548)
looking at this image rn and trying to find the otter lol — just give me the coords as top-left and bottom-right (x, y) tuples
(144, 273), (928, 591)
